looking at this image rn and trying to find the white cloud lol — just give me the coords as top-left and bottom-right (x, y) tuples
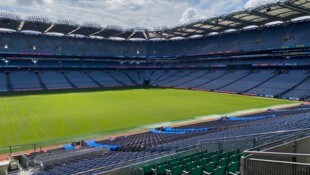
(105, 0), (146, 10)
(0, 0), (253, 28)
(179, 8), (205, 24)
(244, 0), (278, 8)
(15, 0), (52, 6)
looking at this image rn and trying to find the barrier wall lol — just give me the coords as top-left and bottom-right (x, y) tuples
(242, 131), (310, 175)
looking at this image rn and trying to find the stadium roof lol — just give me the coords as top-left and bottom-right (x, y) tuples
(0, 0), (309, 40)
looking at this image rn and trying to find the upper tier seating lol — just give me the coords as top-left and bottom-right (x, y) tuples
(0, 21), (308, 57)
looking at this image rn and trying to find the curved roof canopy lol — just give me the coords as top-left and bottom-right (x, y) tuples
(0, 0), (309, 40)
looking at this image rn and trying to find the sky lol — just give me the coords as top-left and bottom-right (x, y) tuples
(0, 0), (278, 29)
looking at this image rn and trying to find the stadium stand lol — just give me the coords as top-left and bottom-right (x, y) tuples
(0, 72), (8, 92)
(87, 71), (124, 87)
(65, 71), (99, 88)
(9, 71), (42, 91)
(197, 70), (250, 90)
(12, 106), (309, 175)
(107, 71), (136, 86)
(218, 70), (276, 93)
(246, 70), (309, 97)
(40, 71), (73, 90)
(242, 130), (310, 175)
(282, 76), (310, 100)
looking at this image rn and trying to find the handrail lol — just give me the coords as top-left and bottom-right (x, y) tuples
(73, 129), (310, 175)
(37, 147), (106, 162)
(241, 131), (310, 175)
(73, 144), (198, 175)
(75, 129), (310, 174)
(198, 128), (310, 143)
(246, 129), (310, 151)
(247, 158), (310, 166)
(243, 151), (310, 158)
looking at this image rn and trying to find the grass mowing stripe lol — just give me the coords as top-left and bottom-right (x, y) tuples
(0, 88), (295, 148)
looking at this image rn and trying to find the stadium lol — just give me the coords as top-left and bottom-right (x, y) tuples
(0, 0), (309, 174)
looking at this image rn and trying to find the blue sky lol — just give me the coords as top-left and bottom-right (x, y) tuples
(0, 0), (276, 28)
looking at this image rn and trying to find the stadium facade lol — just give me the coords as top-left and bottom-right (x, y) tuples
(0, 0), (309, 174)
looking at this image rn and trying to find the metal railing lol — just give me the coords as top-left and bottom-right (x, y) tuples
(245, 158), (310, 175)
(198, 128), (310, 152)
(78, 129), (309, 175)
(242, 130), (310, 175)
(74, 144), (199, 175)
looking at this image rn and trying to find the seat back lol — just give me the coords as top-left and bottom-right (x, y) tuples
(190, 166), (203, 175)
(221, 152), (230, 159)
(229, 155), (241, 163)
(170, 161), (180, 169)
(203, 152), (213, 159)
(210, 154), (220, 163)
(156, 161), (167, 167)
(142, 164), (154, 174)
(168, 158), (179, 165)
(213, 167), (226, 175)
(172, 165), (183, 175)
(182, 158), (191, 165)
(204, 162), (217, 173)
(157, 164), (169, 175)
(192, 155), (203, 162)
(185, 161), (197, 171)
(228, 161), (240, 173)
(218, 158), (228, 167)
(198, 157), (209, 167)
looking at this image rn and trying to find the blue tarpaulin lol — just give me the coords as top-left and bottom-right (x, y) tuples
(223, 114), (277, 121)
(150, 127), (210, 134)
(149, 129), (186, 134)
(86, 140), (106, 147)
(62, 144), (75, 150)
(86, 140), (120, 151)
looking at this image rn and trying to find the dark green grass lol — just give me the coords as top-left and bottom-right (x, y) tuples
(0, 88), (295, 150)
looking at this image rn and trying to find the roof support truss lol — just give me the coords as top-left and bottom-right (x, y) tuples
(0, 0), (309, 40)
(44, 24), (54, 34)
(279, 3), (310, 15)
(89, 29), (104, 37)
(67, 27), (80, 35)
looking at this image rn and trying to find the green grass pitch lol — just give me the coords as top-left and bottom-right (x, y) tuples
(0, 88), (295, 149)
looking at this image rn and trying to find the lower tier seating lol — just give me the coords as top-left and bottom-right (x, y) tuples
(0, 69), (308, 100)
(32, 107), (310, 175)
(10, 71), (42, 91)
(139, 149), (240, 175)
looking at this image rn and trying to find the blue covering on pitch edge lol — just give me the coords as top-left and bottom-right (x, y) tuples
(149, 129), (186, 134)
(225, 114), (277, 121)
(62, 144), (75, 150)
(86, 140), (120, 151)
(150, 127), (210, 134)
